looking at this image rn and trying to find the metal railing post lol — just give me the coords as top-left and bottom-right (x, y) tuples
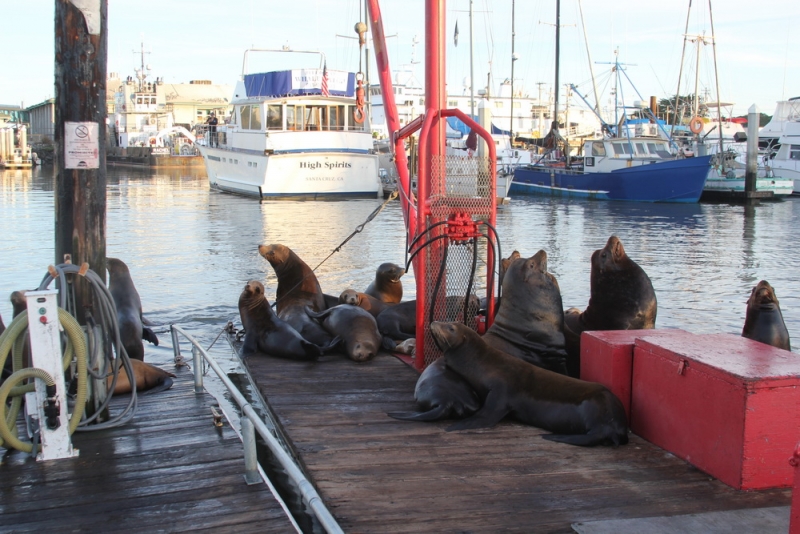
(242, 416), (262, 485)
(192, 345), (203, 393)
(170, 325), (182, 363)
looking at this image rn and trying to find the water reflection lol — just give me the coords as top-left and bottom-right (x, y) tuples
(0, 166), (797, 353)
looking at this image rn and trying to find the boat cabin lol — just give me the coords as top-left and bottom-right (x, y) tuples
(583, 137), (675, 173)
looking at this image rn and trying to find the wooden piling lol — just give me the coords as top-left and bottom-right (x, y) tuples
(54, 0), (108, 320)
(744, 104), (759, 200)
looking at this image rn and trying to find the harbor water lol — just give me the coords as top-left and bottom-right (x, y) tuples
(1, 165), (798, 354)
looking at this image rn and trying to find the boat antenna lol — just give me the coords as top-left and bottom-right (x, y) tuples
(577, 0), (600, 114)
(510, 0), (516, 144)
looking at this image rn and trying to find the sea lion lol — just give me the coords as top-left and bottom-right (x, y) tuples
(365, 262), (405, 303)
(238, 280), (322, 360)
(305, 304), (391, 362)
(258, 244), (332, 346)
(431, 321), (629, 447)
(10, 290), (27, 318)
(742, 280), (791, 351)
(107, 258), (160, 361)
(108, 359), (175, 395)
(376, 295), (481, 342)
(564, 235), (657, 377)
(339, 288), (391, 318)
(482, 250), (569, 375)
(388, 357), (480, 422)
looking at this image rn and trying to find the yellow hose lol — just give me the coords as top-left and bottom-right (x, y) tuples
(0, 309), (88, 452)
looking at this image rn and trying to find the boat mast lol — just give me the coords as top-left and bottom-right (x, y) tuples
(708, 0), (725, 170)
(670, 0), (693, 140)
(510, 0), (516, 144)
(469, 0), (475, 119)
(552, 0), (561, 139)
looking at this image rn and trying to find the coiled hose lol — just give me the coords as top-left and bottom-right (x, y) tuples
(0, 309), (88, 453)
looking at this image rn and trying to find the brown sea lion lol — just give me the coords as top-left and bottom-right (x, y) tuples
(431, 321), (629, 446)
(376, 295), (481, 342)
(238, 280), (323, 360)
(107, 258), (159, 361)
(564, 236), (657, 377)
(108, 359), (175, 395)
(388, 357), (480, 422)
(741, 280), (791, 351)
(483, 250), (569, 375)
(365, 262), (405, 303)
(305, 304), (391, 362)
(258, 244), (332, 346)
(339, 288), (391, 318)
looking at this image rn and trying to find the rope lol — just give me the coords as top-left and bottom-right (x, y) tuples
(271, 191), (399, 309)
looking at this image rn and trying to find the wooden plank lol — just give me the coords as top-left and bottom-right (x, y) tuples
(244, 350), (792, 532)
(0, 368), (295, 533)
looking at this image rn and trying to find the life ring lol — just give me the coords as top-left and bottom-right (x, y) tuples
(689, 116), (704, 134)
(353, 107), (365, 124)
(149, 137), (157, 146)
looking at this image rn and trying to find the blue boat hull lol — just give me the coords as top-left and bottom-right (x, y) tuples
(510, 155), (712, 203)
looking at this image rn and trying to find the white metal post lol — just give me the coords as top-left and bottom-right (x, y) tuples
(24, 290), (79, 461)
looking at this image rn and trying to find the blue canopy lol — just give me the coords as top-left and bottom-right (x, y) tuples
(244, 70), (356, 98)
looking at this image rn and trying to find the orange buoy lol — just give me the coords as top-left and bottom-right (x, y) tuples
(689, 116), (704, 134)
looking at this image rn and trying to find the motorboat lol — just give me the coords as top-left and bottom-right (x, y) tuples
(198, 49), (381, 199)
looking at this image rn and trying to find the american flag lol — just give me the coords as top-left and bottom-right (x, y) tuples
(321, 62), (330, 97)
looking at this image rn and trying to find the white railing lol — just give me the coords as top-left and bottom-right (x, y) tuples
(169, 324), (344, 534)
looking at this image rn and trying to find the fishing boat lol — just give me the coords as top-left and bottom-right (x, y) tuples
(511, 137), (711, 202)
(198, 48), (381, 199)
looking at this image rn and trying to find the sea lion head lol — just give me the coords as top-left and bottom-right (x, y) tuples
(748, 280), (779, 310)
(592, 235), (627, 274)
(106, 257), (130, 276)
(377, 262), (405, 283)
(258, 244), (292, 269)
(505, 249), (560, 292)
(10, 290), (28, 318)
(349, 339), (378, 362)
(339, 289), (360, 306)
(499, 250), (521, 283)
(239, 280), (268, 311)
(430, 321), (469, 352)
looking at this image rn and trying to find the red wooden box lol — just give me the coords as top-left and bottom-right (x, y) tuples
(580, 329), (690, 421)
(631, 332), (800, 490)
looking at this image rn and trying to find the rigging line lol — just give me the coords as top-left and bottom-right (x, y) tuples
(269, 191), (399, 309)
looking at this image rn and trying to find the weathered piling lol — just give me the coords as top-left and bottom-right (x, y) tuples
(54, 0), (108, 319)
(744, 104), (759, 198)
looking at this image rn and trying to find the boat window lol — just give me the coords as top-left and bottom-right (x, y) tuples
(612, 143), (625, 155)
(494, 101), (504, 108)
(591, 142), (606, 156)
(250, 105), (262, 130)
(288, 106), (304, 131)
(267, 105), (282, 130)
(329, 105), (345, 131)
(240, 105), (251, 129)
(790, 145), (800, 160)
(635, 142), (646, 154)
(622, 143), (632, 155)
(647, 143), (660, 155)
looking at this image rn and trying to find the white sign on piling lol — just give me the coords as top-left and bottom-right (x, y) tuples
(64, 121), (100, 169)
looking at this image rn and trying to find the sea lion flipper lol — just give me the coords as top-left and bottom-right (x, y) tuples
(142, 327), (160, 346)
(387, 404), (449, 422)
(445, 392), (508, 431)
(139, 377), (174, 395)
(321, 335), (343, 354)
(301, 341), (324, 360)
(305, 305), (331, 320)
(542, 432), (614, 447)
(381, 336), (397, 351)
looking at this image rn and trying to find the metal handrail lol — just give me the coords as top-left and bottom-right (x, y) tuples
(169, 324), (344, 534)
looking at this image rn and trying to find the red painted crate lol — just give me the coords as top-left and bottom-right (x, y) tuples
(580, 329), (690, 421)
(791, 443), (800, 533)
(631, 332), (800, 490)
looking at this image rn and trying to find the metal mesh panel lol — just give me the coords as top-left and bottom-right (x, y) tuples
(419, 154), (495, 368)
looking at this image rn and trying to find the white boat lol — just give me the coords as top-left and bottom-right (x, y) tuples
(702, 172), (794, 198)
(765, 130), (800, 194)
(199, 49), (381, 199)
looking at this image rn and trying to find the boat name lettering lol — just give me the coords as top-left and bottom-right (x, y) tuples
(299, 162), (353, 170)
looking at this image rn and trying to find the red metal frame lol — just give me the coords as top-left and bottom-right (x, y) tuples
(368, 0), (497, 370)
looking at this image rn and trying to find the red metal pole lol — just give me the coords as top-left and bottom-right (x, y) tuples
(366, 0), (416, 236)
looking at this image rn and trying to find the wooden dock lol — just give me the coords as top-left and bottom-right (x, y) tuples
(0, 362), (296, 533)
(244, 351), (792, 533)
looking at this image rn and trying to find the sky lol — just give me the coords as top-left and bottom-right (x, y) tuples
(2, 0), (797, 118)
